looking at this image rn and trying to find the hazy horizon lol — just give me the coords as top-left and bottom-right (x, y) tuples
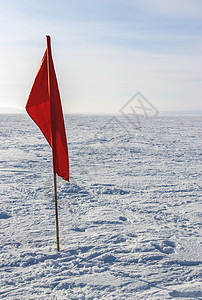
(0, 106), (202, 116)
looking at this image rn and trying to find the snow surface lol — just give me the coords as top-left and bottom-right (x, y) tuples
(0, 113), (202, 299)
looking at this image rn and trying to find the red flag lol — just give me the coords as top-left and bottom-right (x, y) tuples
(26, 36), (69, 181)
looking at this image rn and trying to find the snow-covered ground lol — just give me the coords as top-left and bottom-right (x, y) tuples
(0, 113), (202, 299)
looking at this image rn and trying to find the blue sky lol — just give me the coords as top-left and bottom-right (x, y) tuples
(0, 0), (201, 113)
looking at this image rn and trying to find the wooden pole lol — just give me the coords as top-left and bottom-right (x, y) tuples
(46, 36), (60, 252)
(54, 173), (60, 251)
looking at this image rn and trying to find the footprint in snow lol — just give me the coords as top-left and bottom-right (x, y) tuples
(153, 240), (176, 254)
(71, 227), (86, 232)
(0, 211), (11, 219)
(119, 216), (127, 222)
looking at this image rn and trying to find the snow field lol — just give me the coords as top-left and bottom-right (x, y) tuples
(0, 114), (202, 299)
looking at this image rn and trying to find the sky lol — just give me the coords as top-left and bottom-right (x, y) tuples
(0, 0), (201, 114)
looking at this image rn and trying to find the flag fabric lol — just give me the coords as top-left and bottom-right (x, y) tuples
(26, 36), (69, 181)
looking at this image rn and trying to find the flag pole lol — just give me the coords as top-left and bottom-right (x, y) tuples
(54, 173), (60, 251)
(46, 35), (60, 252)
